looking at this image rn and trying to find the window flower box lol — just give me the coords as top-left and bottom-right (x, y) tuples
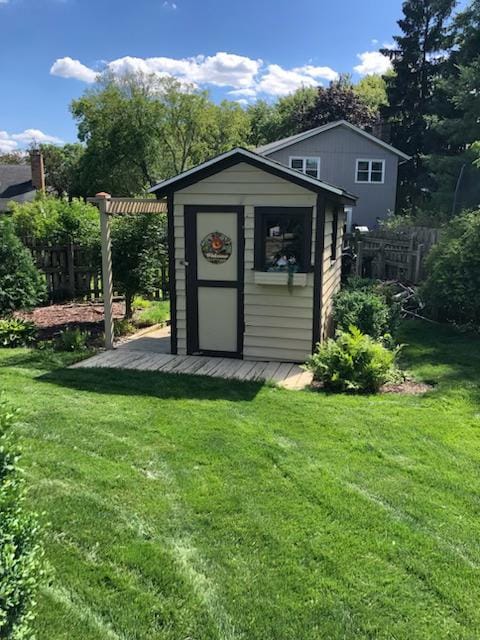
(253, 271), (308, 287)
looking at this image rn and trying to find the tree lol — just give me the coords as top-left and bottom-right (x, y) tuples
(354, 74), (389, 113)
(0, 152), (26, 165)
(39, 143), (85, 197)
(0, 398), (44, 638)
(380, 0), (456, 212)
(301, 79), (378, 131)
(0, 219), (45, 315)
(111, 214), (167, 318)
(10, 194), (99, 246)
(71, 72), (250, 196)
(246, 100), (280, 147)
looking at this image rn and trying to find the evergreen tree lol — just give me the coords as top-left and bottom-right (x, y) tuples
(380, 0), (456, 213)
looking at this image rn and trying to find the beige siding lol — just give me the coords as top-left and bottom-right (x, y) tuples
(174, 162), (317, 362)
(319, 204), (346, 343)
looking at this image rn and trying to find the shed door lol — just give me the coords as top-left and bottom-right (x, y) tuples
(185, 206), (244, 357)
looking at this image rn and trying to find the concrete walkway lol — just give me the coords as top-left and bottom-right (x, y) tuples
(73, 326), (313, 390)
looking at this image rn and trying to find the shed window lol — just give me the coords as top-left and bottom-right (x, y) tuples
(356, 159), (385, 183)
(254, 207), (312, 273)
(289, 157), (320, 179)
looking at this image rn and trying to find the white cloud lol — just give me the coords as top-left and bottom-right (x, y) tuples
(0, 132), (17, 153)
(0, 0), (10, 5)
(354, 51), (392, 76)
(50, 57), (98, 83)
(0, 129), (63, 152)
(50, 52), (339, 98)
(162, 1), (177, 7)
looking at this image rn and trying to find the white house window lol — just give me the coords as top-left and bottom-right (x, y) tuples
(356, 159), (385, 184)
(289, 157), (320, 179)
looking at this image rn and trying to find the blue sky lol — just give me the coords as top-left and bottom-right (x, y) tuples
(0, 0), (417, 152)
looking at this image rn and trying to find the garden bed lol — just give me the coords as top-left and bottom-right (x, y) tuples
(15, 302), (126, 340)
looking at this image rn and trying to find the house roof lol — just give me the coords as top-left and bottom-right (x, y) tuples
(148, 147), (358, 204)
(0, 164), (35, 212)
(255, 120), (411, 161)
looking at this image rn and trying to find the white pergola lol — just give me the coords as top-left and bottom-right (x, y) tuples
(88, 192), (168, 350)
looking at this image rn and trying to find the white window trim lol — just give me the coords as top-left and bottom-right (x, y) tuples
(289, 156), (321, 179)
(355, 158), (385, 184)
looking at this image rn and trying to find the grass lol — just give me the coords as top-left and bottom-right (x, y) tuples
(134, 299), (170, 327)
(1, 320), (480, 639)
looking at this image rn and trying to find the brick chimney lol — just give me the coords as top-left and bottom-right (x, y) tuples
(30, 149), (45, 192)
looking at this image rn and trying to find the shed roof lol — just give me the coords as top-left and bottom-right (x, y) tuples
(0, 164), (35, 212)
(256, 120), (411, 161)
(148, 147), (357, 204)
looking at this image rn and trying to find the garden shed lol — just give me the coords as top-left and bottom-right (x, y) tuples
(148, 147), (357, 363)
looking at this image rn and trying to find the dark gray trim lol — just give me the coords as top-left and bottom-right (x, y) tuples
(253, 206), (313, 273)
(184, 205), (244, 358)
(151, 151), (357, 204)
(312, 194), (327, 351)
(166, 192), (177, 354)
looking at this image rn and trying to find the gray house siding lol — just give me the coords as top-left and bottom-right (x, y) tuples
(264, 125), (399, 229)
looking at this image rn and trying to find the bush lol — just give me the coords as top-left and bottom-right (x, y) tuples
(113, 318), (135, 337)
(135, 300), (170, 327)
(10, 193), (99, 246)
(0, 398), (44, 637)
(333, 288), (391, 338)
(305, 326), (399, 393)
(0, 220), (46, 315)
(0, 318), (37, 348)
(421, 210), (480, 327)
(54, 327), (89, 351)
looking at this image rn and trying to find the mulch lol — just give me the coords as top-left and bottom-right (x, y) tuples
(15, 302), (126, 340)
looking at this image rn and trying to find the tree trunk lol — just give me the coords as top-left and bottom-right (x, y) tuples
(125, 292), (134, 319)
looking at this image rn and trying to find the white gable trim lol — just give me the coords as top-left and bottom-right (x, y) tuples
(257, 120), (411, 161)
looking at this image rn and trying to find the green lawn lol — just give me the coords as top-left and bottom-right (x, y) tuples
(2, 321), (480, 639)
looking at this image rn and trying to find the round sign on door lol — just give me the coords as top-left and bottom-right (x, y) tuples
(200, 231), (232, 264)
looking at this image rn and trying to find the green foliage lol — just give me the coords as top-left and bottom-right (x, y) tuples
(421, 209), (480, 326)
(380, 0), (456, 212)
(71, 73), (250, 196)
(39, 143), (85, 198)
(113, 318), (135, 337)
(111, 213), (167, 318)
(333, 288), (392, 339)
(0, 318), (37, 348)
(135, 300), (170, 327)
(0, 398), (44, 638)
(306, 326), (398, 393)
(354, 74), (389, 113)
(0, 219), (46, 315)
(54, 327), (89, 351)
(302, 78), (378, 131)
(10, 194), (99, 246)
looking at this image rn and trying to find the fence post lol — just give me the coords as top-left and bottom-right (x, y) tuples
(98, 193), (114, 350)
(414, 244), (424, 284)
(356, 241), (363, 276)
(378, 244), (386, 280)
(67, 242), (75, 299)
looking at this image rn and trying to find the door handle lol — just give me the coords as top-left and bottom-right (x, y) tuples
(180, 260), (189, 267)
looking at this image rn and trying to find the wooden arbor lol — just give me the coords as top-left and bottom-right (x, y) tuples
(88, 193), (168, 349)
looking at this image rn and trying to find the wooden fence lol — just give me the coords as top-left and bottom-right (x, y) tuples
(25, 241), (169, 302)
(354, 227), (440, 284)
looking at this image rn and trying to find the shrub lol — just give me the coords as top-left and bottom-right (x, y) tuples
(54, 327), (89, 351)
(0, 318), (37, 348)
(10, 193), (99, 246)
(113, 318), (135, 337)
(0, 219), (46, 315)
(333, 288), (391, 338)
(135, 301), (170, 327)
(305, 326), (399, 393)
(421, 210), (480, 327)
(0, 398), (44, 637)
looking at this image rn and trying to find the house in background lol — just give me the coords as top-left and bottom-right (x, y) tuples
(256, 120), (410, 230)
(0, 150), (45, 213)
